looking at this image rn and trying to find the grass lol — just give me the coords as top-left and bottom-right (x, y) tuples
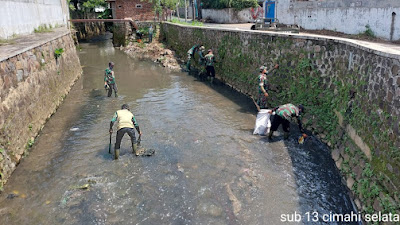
(171, 18), (203, 27)
(34, 24), (54, 33)
(0, 38), (16, 46)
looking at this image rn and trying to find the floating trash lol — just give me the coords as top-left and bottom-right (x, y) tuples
(70, 128), (79, 131)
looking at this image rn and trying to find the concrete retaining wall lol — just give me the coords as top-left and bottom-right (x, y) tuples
(277, 0), (400, 41)
(0, 0), (70, 39)
(0, 32), (82, 188)
(161, 22), (400, 218)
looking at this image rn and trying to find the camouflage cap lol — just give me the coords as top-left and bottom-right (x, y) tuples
(259, 65), (267, 72)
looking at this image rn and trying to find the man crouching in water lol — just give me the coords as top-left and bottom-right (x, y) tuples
(109, 104), (142, 159)
(268, 103), (307, 140)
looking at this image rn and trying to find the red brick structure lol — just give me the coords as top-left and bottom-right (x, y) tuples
(108, 0), (155, 21)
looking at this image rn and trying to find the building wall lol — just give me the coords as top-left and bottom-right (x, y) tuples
(161, 22), (400, 218)
(276, 0), (400, 41)
(115, 0), (154, 21)
(202, 8), (260, 23)
(0, 0), (69, 39)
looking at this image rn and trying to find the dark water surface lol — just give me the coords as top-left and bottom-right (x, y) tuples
(0, 35), (359, 225)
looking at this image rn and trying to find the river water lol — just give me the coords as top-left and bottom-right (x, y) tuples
(0, 35), (359, 225)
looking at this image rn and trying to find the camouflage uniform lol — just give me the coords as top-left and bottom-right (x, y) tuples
(257, 73), (268, 109)
(269, 103), (304, 139)
(105, 68), (118, 97)
(187, 44), (200, 70)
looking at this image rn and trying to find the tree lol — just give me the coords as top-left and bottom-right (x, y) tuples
(69, 0), (107, 12)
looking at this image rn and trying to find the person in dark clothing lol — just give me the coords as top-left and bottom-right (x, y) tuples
(204, 49), (216, 84)
(109, 104), (142, 159)
(268, 103), (307, 140)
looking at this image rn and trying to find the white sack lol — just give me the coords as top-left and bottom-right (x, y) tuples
(253, 109), (273, 135)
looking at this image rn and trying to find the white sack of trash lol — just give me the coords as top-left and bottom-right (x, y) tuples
(253, 109), (274, 135)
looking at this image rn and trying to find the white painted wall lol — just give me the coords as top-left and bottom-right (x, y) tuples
(0, 0), (69, 39)
(276, 0), (400, 41)
(202, 8), (256, 23)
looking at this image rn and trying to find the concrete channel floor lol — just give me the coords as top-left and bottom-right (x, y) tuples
(0, 27), (70, 62)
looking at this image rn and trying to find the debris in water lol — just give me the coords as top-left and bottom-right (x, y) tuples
(298, 136), (305, 144)
(45, 200), (51, 205)
(177, 163), (184, 173)
(77, 184), (90, 190)
(136, 147), (155, 156)
(7, 193), (18, 199)
(70, 127), (79, 131)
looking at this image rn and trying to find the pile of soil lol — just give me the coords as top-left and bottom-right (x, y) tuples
(121, 41), (182, 71)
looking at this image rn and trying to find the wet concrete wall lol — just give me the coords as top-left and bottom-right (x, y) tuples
(73, 22), (106, 41)
(161, 23), (400, 218)
(0, 32), (82, 189)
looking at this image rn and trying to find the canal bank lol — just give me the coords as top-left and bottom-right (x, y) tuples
(0, 33), (358, 224)
(160, 22), (400, 218)
(0, 28), (82, 189)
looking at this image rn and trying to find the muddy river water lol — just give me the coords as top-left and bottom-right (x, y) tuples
(0, 35), (360, 225)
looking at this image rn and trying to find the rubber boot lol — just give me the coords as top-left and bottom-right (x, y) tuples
(132, 143), (138, 156)
(115, 92), (118, 97)
(268, 131), (273, 140)
(284, 132), (290, 140)
(210, 77), (214, 85)
(186, 61), (191, 71)
(114, 149), (120, 160)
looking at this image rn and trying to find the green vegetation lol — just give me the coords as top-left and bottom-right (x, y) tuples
(171, 18), (203, 26)
(34, 24), (54, 33)
(54, 48), (64, 59)
(26, 139), (34, 149)
(360, 24), (375, 38)
(202, 0), (258, 10)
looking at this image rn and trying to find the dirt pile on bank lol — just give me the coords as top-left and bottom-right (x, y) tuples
(121, 42), (182, 71)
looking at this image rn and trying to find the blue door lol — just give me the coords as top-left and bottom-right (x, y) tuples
(265, 0), (275, 21)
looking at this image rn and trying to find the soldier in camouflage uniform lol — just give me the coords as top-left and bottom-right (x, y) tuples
(257, 64), (279, 109)
(186, 44), (204, 71)
(104, 62), (118, 97)
(268, 103), (307, 140)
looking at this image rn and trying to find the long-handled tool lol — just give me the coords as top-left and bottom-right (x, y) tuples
(108, 132), (112, 154)
(251, 96), (261, 112)
(137, 134), (142, 146)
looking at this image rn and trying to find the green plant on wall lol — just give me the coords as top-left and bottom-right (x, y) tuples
(54, 48), (64, 59)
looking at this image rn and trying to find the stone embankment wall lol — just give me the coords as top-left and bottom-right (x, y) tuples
(161, 23), (400, 218)
(0, 32), (82, 189)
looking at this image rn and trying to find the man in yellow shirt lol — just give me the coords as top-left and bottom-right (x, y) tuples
(109, 104), (142, 159)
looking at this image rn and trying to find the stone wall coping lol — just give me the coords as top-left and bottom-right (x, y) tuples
(0, 27), (71, 62)
(163, 22), (400, 60)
